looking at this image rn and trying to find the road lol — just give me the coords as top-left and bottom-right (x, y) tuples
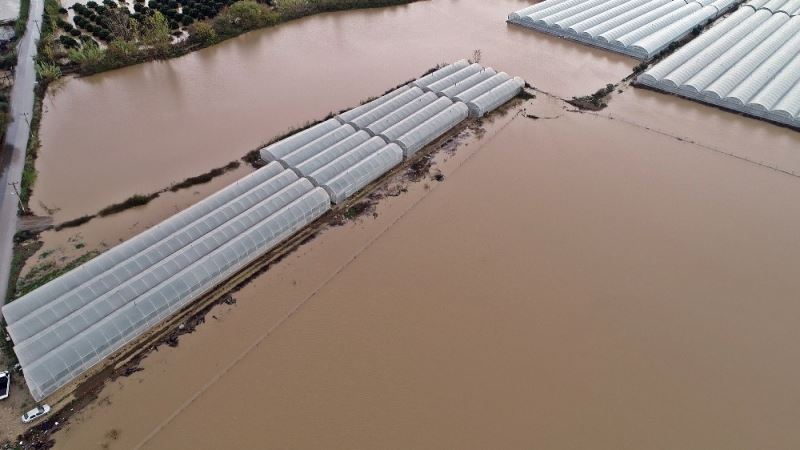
(0, 0), (44, 308)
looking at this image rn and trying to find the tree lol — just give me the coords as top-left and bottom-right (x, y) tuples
(141, 11), (171, 56)
(106, 8), (138, 41)
(189, 21), (217, 45)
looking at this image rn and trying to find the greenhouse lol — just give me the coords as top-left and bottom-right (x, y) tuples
(258, 119), (342, 163)
(379, 98), (455, 143)
(292, 132), (372, 177)
(4, 164), (330, 400)
(394, 103), (470, 156)
(453, 73), (512, 104)
(637, 0), (800, 129)
(306, 137), (389, 188)
(337, 85), (412, 124)
(262, 124), (356, 166)
(412, 60), (470, 90)
(508, 0), (743, 60)
(439, 68), (498, 99)
(346, 88), (426, 129)
(3, 162), (286, 330)
(321, 144), (405, 204)
(364, 92), (439, 137)
(467, 77), (527, 117)
(423, 64), (483, 95)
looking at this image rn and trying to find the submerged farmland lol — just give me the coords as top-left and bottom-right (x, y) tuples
(637, 0), (800, 129)
(508, 0), (742, 60)
(3, 61), (525, 401)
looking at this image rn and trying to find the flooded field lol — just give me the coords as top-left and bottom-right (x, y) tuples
(46, 94), (800, 449)
(12, 0), (800, 448)
(31, 0), (633, 222)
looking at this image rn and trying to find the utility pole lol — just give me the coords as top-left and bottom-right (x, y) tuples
(8, 182), (25, 214)
(22, 112), (30, 126)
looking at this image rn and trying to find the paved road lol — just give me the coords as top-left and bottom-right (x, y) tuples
(0, 0), (44, 309)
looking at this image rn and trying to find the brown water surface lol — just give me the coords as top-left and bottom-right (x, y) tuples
(31, 0), (633, 221)
(51, 97), (800, 450)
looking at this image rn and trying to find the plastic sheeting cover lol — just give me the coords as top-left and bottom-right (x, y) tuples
(508, 0), (745, 60)
(412, 59), (470, 89)
(307, 137), (388, 187)
(394, 103), (469, 157)
(637, 0), (800, 129)
(259, 119), (341, 163)
(323, 144), (404, 204)
(1, 161), (285, 328)
(378, 97), (454, 143)
(337, 85), (411, 123)
(453, 72), (512, 104)
(467, 77), (526, 117)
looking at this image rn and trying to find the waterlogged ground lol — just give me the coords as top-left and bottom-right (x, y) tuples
(31, 0), (632, 222)
(49, 95), (800, 449)
(16, 0), (800, 448)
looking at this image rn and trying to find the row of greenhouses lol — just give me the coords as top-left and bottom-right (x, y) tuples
(637, 0), (800, 129)
(508, 0), (743, 60)
(261, 59), (524, 201)
(2, 61), (526, 401)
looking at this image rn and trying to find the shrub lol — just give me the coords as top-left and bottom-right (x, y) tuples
(68, 42), (105, 71)
(188, 20), (216, 44)
(35, 61), (62, 84)
(213, 0), (275, 35)
(58, 35), (80, 48)
(70, 28), (81, 36)
(106, 39), (139, 62)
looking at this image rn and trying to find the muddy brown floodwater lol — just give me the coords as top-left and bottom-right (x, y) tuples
(18, 0), (800, 449)
(31, 0), (633, 222)
(48, 91), (800, 449)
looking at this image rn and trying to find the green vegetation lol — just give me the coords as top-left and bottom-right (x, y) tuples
(568, 83), (616, 111)
(98, 193), (160, 216)
(169, 160), (240, 191)
(5, 235), (43, 302)
(19, 93), (42, 207)
(13, 250), (99, 299)
(55, 214), (94, 231)
(14, 0), (31, 38)
(35, 0), (420, 76)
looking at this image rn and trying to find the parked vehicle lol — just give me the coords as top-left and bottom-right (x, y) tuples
(0, 371), (8, 400)
(21, 405), (50, 423)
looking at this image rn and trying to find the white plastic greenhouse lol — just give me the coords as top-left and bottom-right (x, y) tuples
(467, 77), (526, 117)
(292, 131), (372, 177)
(379, 98), (454, 143)
(2, 60), (526, 402)
(439, 68), (498, 99)
(637, 0), (800, 129)
(336, 85), (412, 124)
(4, 163), (330, 400)
(364, 93), (439, 137)
(322, 144), (405, 204)
(258, 119), (341, 163)
(394, 103), (470, 157)
(423, 64), (483, 95)
(306, 137), (389, 187)
(263, 124), (356, 165)
(453, 73), (512, 104)
(508, 0), (743, 60)
(412, 60), (470, 90)
(346, 88), (425, 129)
